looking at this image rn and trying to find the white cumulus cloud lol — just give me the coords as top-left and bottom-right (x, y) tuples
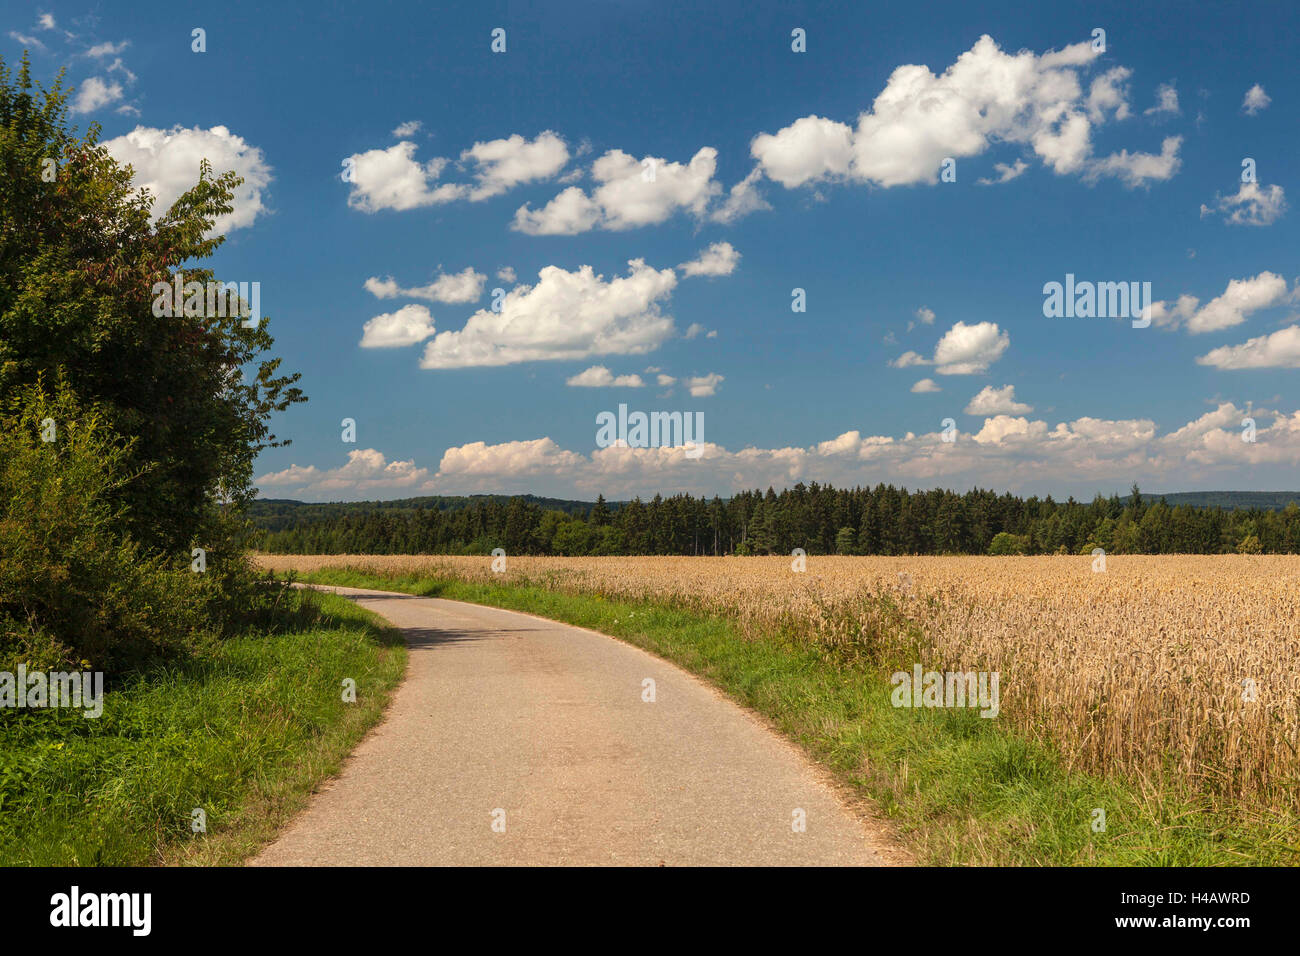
(565, 365), (646, 387)
(342, 142), (466, 212)
(1200, 182), (1287, 226)
(257, 448), (430, 495)
(1242, 84), (1271, 115)
(70, 76), (123, 113)
(86, 40), (129, 58)
(1085, 136), (1182, 188)
(965, 384), (1032, 415)
(1144, 82), (1180, 116)
(977, 159), (1029, 185)
(685, 373), (724, 397)
(364, 267), (486, 304)
(103, 125), (272, 232)
(1197, 326), (1300, 369)
(461, 130), (569, 200)
(1151, 272), (1290, 334)
(749, 35), (1180, 192)
(513, 146), (721, 234)
(711, 166), (770, 223)
(436, 438), (587, 479)
(343, 131), (569, 213)
(897, 321), (1010, 374)
(359, 304), (437, 348)
(418, 258), (677, 369)
(256, 403), (1300, 500)
(679, 241), (740, 278)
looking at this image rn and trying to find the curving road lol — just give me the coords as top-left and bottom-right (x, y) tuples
(252, 585), (898, 866)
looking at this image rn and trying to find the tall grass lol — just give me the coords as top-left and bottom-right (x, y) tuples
(0, 593), (405, 866)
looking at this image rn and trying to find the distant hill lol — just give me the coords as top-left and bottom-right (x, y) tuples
(1140, 491), (1300, 511)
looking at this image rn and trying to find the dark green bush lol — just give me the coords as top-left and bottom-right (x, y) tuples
(0, 377), (205, 671)
(1, 377), (320, 673)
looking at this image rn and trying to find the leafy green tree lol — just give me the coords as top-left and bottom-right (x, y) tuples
(988, 531), (1028, 556)
(834, 526), (856, 555)
(1236, 533), (1262, 555)
(1284, 502), (1300, 553)
(0, 54), (305, 556)
(552, 519), (595, 556)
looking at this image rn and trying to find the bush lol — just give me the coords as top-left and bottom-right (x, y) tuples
(1, 377), (317, 673)
(0, 377), (213, 671)
(988, 532), (1030, 556)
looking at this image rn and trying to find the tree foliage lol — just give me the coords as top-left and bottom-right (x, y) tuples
(249, 484), (1300, 557)
(0, 53), (305, 556)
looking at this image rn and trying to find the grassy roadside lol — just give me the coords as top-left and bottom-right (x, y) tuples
(297, 567), (1297, 866)
(0, 592), (406, 866)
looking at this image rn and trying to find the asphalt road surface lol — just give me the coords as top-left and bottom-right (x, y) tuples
(252, 585), (898, 866)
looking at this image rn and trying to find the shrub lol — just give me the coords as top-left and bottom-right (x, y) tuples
(988, 532), (1029, 556)
(0, 377), (208, 671)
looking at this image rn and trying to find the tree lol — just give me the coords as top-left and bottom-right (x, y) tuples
(930, 494), (965, 553)
(988, 531), (1028, 556)
(0, 54), (305, 556)
(857, 496), (879, 554)
(1129, 483), (1145, 522)
(743, 501), (771, 554)
(245, 482), (1300, 559)
(552, 518), (594, 556)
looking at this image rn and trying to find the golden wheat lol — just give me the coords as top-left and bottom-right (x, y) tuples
(259, 553), (1300, 812)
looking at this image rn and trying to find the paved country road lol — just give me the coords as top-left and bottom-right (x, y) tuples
(252, 585), (902, 866)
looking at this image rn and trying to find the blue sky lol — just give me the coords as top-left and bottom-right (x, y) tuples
(8, 0), (1300, 501)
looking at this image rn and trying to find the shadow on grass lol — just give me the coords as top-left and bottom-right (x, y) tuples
(0, 589), (407, 867)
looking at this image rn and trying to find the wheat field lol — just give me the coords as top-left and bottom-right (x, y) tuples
(259, 553), (1300, 814)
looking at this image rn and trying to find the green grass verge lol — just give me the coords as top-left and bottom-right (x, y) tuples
(298, 567), (1299, 866)
(0, 592), (406, 866)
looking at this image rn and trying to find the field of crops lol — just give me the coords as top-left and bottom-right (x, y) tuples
(259, 553), (1300, 815)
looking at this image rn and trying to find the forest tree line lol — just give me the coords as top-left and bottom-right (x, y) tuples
(251, 484), (1300, 556)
